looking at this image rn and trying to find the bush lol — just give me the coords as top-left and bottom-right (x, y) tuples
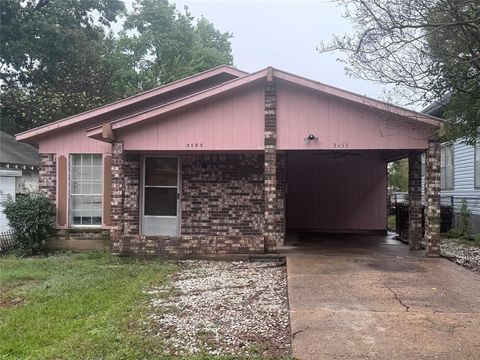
(1, 191), (55, 255)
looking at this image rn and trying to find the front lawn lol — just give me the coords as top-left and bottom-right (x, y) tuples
(0, 252), (174, 359)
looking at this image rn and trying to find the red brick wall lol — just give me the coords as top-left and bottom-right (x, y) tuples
(181, 153), (265, 236)
(111, 151), (267, 256)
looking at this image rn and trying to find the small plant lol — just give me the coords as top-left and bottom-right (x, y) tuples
(1, 191), (55, 255)
(457, 199), (471, 239)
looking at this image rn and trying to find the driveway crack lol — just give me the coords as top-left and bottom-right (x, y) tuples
(384, 284), (410, 312)
(292, 328), (306, 338)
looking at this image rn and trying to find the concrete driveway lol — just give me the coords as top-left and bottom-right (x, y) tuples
(284, 234), (480, 359)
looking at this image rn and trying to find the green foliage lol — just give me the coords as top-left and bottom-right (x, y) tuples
(0, 252), (174, 359)
(388, 159), (408, 192)
(0, 0), (234, 134)
(321, 0), (480, 144)
(0, 192), (55, 256)
(0, 0), (126, 134)
(115, 0), (233, 94)
(387, 215), (396, 232)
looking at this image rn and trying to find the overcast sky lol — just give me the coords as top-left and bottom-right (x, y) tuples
(121, 1), (394, 104)
(172, 0), (393, 102)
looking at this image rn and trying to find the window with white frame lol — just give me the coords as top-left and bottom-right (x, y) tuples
(475, 145), (480, 188)
(70, 154), (102, 226)
(440, 145), (454, 190)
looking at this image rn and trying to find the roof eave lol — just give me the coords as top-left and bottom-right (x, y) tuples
(16, 65), (247, 142)
(86, 68), (270, 140)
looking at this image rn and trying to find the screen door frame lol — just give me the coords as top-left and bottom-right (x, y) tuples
(141, 155), (180, 236)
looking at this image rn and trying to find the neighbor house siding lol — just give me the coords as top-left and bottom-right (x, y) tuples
(441, 141), (480, 215)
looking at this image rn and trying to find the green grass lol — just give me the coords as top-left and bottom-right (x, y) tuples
(387, 215), (396, 232)
(442, 230), (480, 248)
(0, 252), (175, 359)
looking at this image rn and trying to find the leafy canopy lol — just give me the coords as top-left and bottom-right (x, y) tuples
(320, 0), (480, 144)
(0, 0), (233, 134)
(388, 159), (408, 192)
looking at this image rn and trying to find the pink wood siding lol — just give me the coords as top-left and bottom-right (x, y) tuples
(286, 151), (387, 231)
(119, 85), (265, 151)
(39, 125), (111, 155)
(277, 83), (435, 151)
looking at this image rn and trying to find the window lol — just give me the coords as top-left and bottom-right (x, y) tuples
(70, 154), (102, 226)
(475, 145), (480, 188)
(440, 145), (454, 190)
(144, 157), (178, 217)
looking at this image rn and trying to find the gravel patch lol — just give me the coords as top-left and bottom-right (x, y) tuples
(440, 239), (480, 273)
(147, 260), (291, 357)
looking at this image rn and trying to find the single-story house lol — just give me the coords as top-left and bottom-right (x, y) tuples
(422, 100), (480, 233)
(0, 131), (39, 232)
(16, 65), (443, 256)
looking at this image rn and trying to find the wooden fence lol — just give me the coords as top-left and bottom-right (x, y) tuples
(0, 231), (16, 255)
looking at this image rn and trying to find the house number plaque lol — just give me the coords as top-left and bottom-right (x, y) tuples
(186, 143), (203, 148)
(332, 142), (349, 148)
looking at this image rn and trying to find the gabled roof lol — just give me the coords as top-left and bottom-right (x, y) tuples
(17, 65), (443, 143)
(86, 67), (443, 141)
(16, 65), (247, 141)
(0, 131), (38, 167)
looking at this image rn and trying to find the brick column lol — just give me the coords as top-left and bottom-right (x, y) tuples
(408, 152), (422, 250)
(39, 153), (57, 204)
(111, 142), (125, 247)
(123, 153), (140, 235)
(424, 140), (441, 257)
(264, 84), (280, 252)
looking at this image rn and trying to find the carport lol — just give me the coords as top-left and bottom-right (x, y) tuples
(273, 72), (442, 256)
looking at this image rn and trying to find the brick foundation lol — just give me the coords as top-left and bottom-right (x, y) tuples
(55, 229), (110, 241)
(114, 235), (264, 256)
(39, 153), (56, 203)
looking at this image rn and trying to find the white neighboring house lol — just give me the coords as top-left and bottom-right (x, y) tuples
(422, 101), (480, 233)
(0, 131), (39, 232)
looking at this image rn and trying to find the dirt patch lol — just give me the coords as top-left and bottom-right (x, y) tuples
(147, 260), (291, 357)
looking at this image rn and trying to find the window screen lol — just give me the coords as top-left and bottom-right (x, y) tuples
(70, 154), (102, 226)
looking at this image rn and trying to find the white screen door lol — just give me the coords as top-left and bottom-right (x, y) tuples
(143, 157), (179, 236)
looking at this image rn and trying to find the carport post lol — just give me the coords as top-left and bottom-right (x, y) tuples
(408, 152), (422, 250)
(424, 140), (441, 257)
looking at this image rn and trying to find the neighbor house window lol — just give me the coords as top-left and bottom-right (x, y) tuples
(475, 145), (480, 188)
(70, 154), (102, 226)
(440, 145), (454, 190)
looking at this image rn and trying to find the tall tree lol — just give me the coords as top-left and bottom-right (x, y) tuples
(320, 0), (480, 144)
(0, 0), (125, 134)
(115, 0), (233, 94)
(1, 0), (234, 134)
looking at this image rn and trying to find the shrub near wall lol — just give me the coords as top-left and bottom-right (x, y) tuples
(1, 192), (55, 255)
